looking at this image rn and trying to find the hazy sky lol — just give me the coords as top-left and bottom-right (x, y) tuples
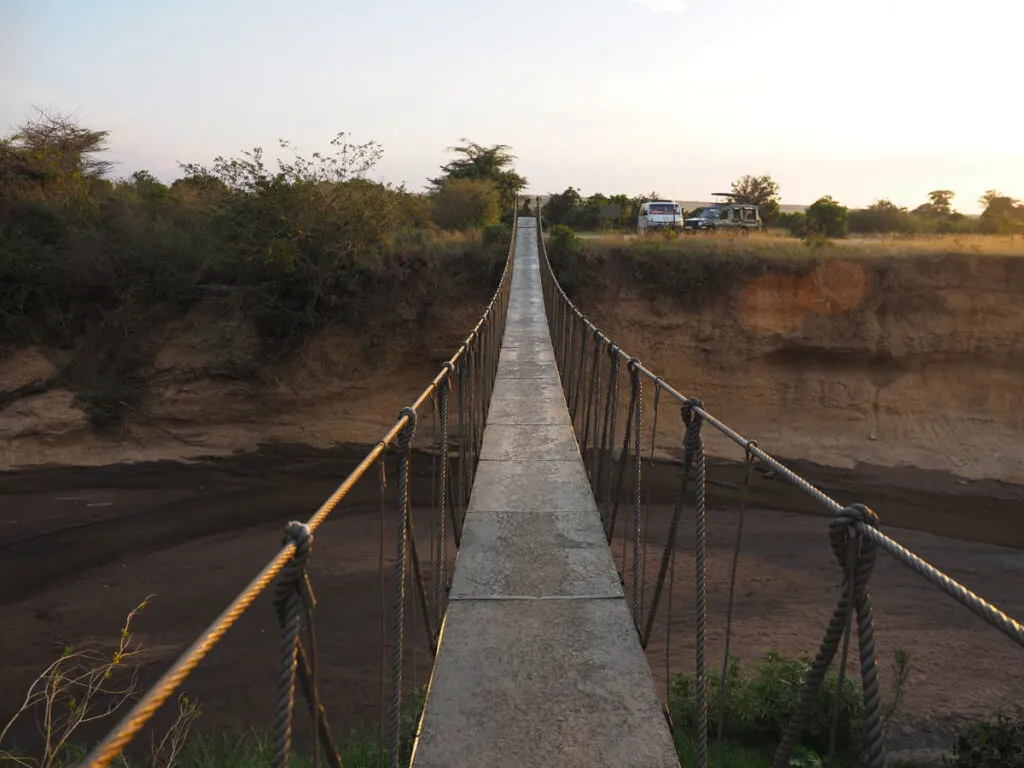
(3, 0), (1020, 212)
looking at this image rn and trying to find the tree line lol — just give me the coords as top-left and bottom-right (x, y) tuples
(540, 175), (1024, 238)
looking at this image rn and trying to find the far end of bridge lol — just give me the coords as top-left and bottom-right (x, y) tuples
(410, 217), (679, 767)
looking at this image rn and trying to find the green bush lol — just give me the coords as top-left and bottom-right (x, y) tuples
(804, 196), (849, 239)
(0, 115), (507, 429)
(544, 225), (594, 299)
(669, 651), (863, 762)
(430, 177), (501, 230)
(948, 710), (1024, 768)
(482, 222), (512, 249)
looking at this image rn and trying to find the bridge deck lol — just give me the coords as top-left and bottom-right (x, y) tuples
(410, 218), (678, 767)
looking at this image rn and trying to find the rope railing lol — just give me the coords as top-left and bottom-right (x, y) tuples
(534, 197), (1024, 768)
(74, 201), (521, 768)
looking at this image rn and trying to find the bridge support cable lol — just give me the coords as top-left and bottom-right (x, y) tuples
(535, 196), (1024, 768)
(74, 200), (520, 768)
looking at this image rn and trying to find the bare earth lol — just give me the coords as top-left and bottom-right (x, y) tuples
(1, 447), (1022, 758)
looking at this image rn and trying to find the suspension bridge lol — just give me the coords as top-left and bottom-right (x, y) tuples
(75, 201), (1024, 768)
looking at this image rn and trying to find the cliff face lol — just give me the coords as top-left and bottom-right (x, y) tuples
(0, 298), (485, 470)
(575, 253), (1024, 483)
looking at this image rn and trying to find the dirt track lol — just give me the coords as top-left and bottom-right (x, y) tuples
(2, 444), (1023, 757)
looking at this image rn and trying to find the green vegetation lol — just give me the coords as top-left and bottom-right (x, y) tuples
(541, 171), (1024, 240)
(0, 110), (523, 429)
(948, 709), (1024, 768)
(427, 140), (527, 213)
(545, 227), (822, 308)
(668, 650), (878, 766)
(2, 601), (1017, 768)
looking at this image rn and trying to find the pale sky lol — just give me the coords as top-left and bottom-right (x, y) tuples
(2, 0), (1020, 213)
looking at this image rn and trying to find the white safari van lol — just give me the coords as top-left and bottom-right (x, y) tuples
(638, 200), (683, 234)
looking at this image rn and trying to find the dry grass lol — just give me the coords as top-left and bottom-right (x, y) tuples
(582, 230), (1024, 258)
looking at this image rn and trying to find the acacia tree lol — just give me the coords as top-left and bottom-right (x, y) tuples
(927, 189), (955, 216)
(730, 174), (781, 225)
(3, 107), (114, 181)
(428, 140), (527, 209)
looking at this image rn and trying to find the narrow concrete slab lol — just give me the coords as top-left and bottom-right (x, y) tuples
(412, 600), (678, 768)
(502, 328), (551, 344)
(410, 217), (679, 768)
(449, 510), (623, 599)
(487, 383), (571, 426)
(500, 345), (555, 362)
(468, 460), (596, 513)
(496, 359), (559, 379)
(478, 423), (579, 461)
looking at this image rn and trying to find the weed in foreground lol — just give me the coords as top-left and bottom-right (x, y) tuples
(668, 648), (912, 767)
(947, 708), (1024, 768)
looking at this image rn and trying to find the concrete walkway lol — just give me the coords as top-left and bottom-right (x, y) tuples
(410, 218), (679, 768)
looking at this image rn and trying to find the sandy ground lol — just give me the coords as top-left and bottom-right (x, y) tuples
(1, 446), (1022, 760)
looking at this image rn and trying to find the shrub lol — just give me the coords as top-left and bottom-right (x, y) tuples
(669, 648), (910, 765)
(805, 196), (849, 239)
(0, 116), (508, 428)
(948, 710), (1024, 768)
(669, 651), (863, 760)
(544, 225), (594, 299)
(430, 177), (500, 230)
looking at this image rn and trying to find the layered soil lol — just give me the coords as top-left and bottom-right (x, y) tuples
(570, 250), (1024, 484)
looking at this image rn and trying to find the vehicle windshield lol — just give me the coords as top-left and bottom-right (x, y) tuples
(648, 203), (678, 215)
(698, 207), (722, 219)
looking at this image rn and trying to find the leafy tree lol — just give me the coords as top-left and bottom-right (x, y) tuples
(978, 190), (1024, 236)
(730, 174), (781, 225)
(927, 189), (955, 217)
(428, 140), (526, 209)
(910, 189), (968, 232)
(542, 186), (583, 227)
(804, 195), (848, 238)
(431, 177), (500, 230)
(848, 199), (917, 234)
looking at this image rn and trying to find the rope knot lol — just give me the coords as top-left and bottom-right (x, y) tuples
(274, 521), (313, 623)
(397, 407), (417, 449)
(681, 398), (704, 451)
(440, 361), (454, 381)
(607, 343), (620, 360)
(626, 356), (640, 377)
(829, 503), (880, 590)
